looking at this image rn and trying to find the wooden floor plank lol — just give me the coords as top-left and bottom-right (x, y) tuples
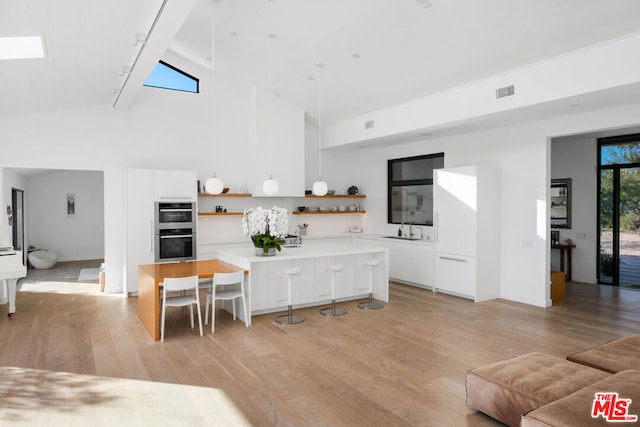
(3, 263), (640, 426)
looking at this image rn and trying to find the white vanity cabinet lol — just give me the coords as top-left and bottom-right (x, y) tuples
(433, 165), (500, 301)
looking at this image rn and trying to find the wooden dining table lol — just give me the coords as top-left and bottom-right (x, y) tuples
(138, 259), (248, 341)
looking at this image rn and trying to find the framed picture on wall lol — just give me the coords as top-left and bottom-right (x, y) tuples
(67, 193), (76, 217)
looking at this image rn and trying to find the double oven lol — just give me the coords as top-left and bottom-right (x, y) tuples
(154, 202), (196, 262)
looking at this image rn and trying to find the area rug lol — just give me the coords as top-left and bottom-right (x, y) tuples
(78, 268), (100, 281)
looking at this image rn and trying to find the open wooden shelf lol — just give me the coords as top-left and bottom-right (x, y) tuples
(198, 193), (252, 197)
(304, 194), (365, 198)
(198, 212), (244, 217)
(293, 211), (366, 215)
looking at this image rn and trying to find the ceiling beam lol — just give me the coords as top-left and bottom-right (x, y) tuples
(113, 0), (198, 110)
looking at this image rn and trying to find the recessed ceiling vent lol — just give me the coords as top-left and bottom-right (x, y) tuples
(496, 84), (515, 99)
(365, 120), (375, 129)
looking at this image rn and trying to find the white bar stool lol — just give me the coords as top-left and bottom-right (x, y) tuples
(358, 259), (384, 310)
(320, 264), (347, 316)
(276, 267), (305, 325)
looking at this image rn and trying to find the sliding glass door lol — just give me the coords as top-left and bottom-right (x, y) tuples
(598, 134), (640, 287)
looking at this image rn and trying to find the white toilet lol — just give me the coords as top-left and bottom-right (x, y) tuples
(28, 250), (58, 269)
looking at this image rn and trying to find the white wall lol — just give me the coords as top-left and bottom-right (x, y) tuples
(551, 136), (598, 283)
(352, 102), (640, 307)
(27, 170), (104, 262)
(0, 59), (212, 292)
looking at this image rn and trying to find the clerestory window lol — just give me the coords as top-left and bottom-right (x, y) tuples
(144, 60), (199, 93)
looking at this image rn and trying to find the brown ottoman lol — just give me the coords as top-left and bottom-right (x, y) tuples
(466, 352), (610, 427)
(522, 369), (640, 426)
(567, 335), (640, 373)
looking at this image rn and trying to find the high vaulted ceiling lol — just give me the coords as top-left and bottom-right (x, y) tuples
(2, 0), (640, 125)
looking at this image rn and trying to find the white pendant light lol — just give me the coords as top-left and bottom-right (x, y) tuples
(263, 174), (279, 195)
(262, 32), (279, 195)
(206, 174), (224, 195)
(312, 64), (328, 196)
(206, 7), (223, 195)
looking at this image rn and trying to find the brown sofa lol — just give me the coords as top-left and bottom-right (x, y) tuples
(466, 336), (640, 427)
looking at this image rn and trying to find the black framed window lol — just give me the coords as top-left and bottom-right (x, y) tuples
(388, 153), (444, 225)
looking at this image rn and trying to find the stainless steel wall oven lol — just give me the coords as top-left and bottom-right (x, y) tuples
(155, 202), (196, 262)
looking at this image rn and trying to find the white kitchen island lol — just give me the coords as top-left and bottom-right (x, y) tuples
(216, 241), (388, 322)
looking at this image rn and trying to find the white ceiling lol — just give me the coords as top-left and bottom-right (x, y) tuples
(2, 0), (640, 128)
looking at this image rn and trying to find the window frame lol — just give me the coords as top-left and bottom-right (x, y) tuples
(387, 152), (444, 226)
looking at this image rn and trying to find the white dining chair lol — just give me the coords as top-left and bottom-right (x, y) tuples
(160, 275), (203, 342)
(205, 270), (248, 333)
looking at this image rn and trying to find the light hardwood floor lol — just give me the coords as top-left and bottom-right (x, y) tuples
(1, 271), (640, 426)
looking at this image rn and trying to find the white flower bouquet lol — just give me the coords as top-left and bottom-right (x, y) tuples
(242, 206), (289, 254)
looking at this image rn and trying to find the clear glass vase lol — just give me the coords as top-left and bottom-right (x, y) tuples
(255, 247), (276, 257)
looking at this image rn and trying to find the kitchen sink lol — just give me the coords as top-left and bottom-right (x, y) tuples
(383, 236), (422, 241)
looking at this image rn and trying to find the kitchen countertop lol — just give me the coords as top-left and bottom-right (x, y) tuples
(199, 233), (433, 247)
(217, 241), (388, 262)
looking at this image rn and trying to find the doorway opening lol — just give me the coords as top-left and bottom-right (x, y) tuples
(598, 133), (640, 287)
(11, 188), (25, 265)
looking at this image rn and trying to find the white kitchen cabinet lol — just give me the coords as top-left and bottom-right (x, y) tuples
(388, 240), (411, 282)
(434, 253), (475, 298)
(411, 244), (434, 288)
(125, 168), (198, 294)
(434, 165), (500, 301)
(154, 169), (197, 201)
(315, 255), (356, 302)
(125, 169), (155, 294)
(249, 263), (269, 311)
(267, 258), (315, 307)
(358, 237), (433, 288)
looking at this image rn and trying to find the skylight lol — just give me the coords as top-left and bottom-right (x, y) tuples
(0, 36), (45, 60)
(144, 61), (199, 93)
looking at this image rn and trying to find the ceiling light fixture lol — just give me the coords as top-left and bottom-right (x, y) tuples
(262, 32), (279, 195)
(0, 36), (45, 60)
(312, 63), (328, 197)
(206, 6), (224, 195)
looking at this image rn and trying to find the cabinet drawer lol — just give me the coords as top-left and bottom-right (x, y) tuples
(434, 253), (475, 299)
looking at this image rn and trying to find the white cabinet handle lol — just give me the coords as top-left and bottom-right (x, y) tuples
(434, 212), (439, 243)
(439, 256), (467, 263)
(149, 220), (153, 252)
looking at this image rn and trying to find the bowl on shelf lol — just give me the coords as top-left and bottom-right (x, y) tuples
(297, 206), (306, 212)
(327, 189), (336, 195)
(348, 206), (357, 211)
(305, 190), (312, 195)
(319, 207), (328, 212)
(222, 187), (230, 193)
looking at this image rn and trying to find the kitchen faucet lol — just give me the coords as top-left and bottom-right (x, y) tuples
(409, 223), (422, 240)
